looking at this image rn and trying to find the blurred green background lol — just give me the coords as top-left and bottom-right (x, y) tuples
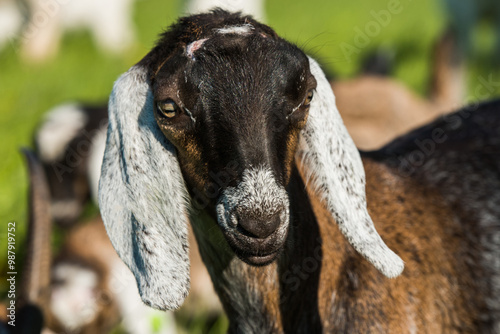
(0, 0), (499, 332)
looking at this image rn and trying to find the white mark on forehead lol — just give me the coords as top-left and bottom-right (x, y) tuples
(215, 24), (254, 35)
(186, 38), (209, 59)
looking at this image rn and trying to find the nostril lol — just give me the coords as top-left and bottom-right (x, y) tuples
(237, 223), (260, 239)
(237, 210), (282, 239)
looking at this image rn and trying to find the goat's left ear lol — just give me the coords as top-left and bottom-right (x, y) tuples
(99, 65), (190, 310)
(297, 57), (404, 278)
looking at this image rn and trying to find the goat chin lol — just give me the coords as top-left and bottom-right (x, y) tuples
(91, 10), (500, 333)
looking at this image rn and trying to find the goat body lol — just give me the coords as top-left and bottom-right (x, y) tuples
(197, 100), (500, 333)
(98, 10), (500, 333)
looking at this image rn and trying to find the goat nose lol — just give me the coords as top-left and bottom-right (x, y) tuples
(237, 210), (282, 239)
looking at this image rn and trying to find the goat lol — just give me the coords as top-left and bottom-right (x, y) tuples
(334, 30), (466, 150)
(16, 0), (136, 62)
(97, 10), (500, 332)
(34, 31), (464, 214)
(185, 0), (265, 21)
(34, 103), (108, 226)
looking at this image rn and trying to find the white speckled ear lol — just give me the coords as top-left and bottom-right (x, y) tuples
(297, 57), (404, 278)
(98, 65), (190, 310)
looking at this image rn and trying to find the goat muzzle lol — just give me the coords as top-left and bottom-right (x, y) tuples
(217, 206), (289, 266)
(236, 209), (283, 239)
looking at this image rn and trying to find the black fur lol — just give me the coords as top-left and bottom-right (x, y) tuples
(139, 9), (279, 78)
(146, 10), (316, 201)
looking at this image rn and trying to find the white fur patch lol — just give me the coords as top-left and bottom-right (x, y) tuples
(215, 24), (254, 35)
(36, 103), (88, 162)
(50, 264), (99, 331)
(186, 38), (208, 59)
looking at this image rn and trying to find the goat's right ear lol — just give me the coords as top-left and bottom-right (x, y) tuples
(98, 65), (190, 310)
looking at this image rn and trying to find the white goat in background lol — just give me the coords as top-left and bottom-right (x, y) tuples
(185, 0), (265, 21)
(21, 0), (136, 61)
(0, 0), (265, 62)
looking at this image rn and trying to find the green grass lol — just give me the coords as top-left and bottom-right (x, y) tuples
(0, 0), (499, 332)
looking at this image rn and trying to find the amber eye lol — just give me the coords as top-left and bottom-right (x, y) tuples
(304, 90), (314, 107)
(157, 99), (180, 118)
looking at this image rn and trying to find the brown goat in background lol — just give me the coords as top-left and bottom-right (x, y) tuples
(335, 31), (466, 150)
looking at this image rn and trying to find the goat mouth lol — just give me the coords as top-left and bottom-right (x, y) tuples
(223, 228), (287, 266)
(239, 251), (280, 266)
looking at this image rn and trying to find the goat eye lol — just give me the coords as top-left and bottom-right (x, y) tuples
(304, 90), (314, 106)
(157, 100), (180, 118)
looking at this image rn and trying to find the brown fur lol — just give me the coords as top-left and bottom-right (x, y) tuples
(195, 158), (484, 333)
(310, 159), (479, 332)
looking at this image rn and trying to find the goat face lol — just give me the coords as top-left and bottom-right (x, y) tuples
(99, 11), (403, 311)
(151, 33), (317, 266)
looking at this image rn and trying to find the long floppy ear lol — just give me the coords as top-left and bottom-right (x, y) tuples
(298, 57), (404, 278)
(98, 65), (190, 310)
